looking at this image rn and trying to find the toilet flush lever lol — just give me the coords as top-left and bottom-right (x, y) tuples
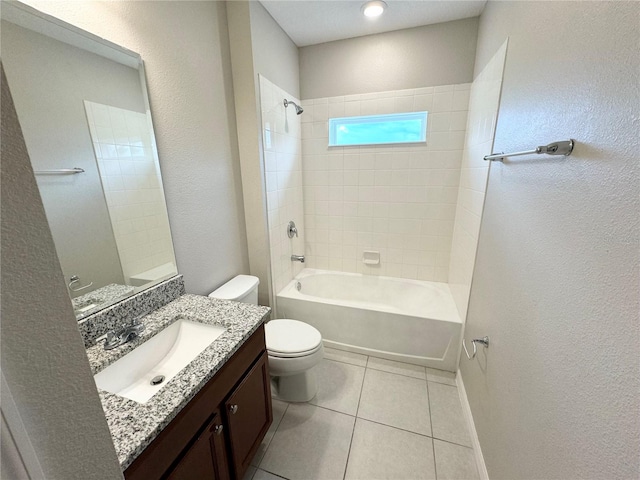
(462, 336), (489, 360)
(287, 221), (298, 238)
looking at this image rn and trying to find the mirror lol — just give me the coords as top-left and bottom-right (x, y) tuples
(1, 2), (177, 320)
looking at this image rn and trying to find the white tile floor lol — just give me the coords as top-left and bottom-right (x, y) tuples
(245, 348), (479, 480)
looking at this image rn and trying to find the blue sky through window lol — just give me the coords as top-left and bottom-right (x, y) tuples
(329, 112), (427, 147)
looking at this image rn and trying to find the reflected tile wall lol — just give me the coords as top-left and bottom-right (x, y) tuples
(259, 76), (305, 296)
(85, 101), (175, 282)
(301, 84), (470, 282)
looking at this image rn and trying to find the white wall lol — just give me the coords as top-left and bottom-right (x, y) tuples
(302, 85), (469, 281)
(227, 1), (273, 306)
(227, 0), (301, 305)
(461, 2), (640, 479)
(22, 0), (250, 296)
(448, 41), (507, 320)
(299, 17), (478, 99)
(1, 64), (123, 479)
(259, 76), (305, 296)
(250, 2), (300, 98)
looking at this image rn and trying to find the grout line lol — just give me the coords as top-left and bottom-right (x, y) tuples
(365, 364), (428, 381)
(323, 356), (368, 369)
(427, 379), (459, 388)
(306, 401), (476, 451)
(323, 356), (368, 368)
(356, 417), (424, 436)
(427, 378), (458, 387)
(430, 435), (474, 450)
(353, 415), (473, 450)
(257, 467), (291, 480)
(341, 363), (367, 480)
(426, 378), (438, 480)
(307, 402), (357, 418)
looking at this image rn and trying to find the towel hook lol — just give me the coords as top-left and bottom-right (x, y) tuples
(462, 336), (490, 360)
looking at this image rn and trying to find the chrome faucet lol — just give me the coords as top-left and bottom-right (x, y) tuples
(103, 317), (146, 350)
(291, 254), (305, 263)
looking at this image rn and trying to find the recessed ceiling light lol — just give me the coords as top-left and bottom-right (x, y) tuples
(362, 0), (387, 18)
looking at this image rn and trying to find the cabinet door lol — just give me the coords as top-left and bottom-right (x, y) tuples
(224, 352), (273, 479)
(166, 410), (230, 480)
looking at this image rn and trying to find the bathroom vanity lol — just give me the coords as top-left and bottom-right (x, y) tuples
(85, 294), (272, 480)
(125, 324), (270, 480)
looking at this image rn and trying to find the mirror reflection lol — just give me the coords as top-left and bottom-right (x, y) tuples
(1, 12), (177, 320)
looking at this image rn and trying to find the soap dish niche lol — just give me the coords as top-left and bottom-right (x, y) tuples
(362, 251), (380, 265)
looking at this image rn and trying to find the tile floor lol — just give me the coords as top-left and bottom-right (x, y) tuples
(244, 348), (479, 480)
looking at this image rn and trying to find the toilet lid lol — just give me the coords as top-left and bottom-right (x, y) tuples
(265, 319), (322, 355)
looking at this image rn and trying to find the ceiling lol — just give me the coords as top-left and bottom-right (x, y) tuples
(260, 0), (487, 47)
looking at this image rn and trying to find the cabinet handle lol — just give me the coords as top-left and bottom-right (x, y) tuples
(213, 424), (224, 435)
(229, 404), (238, 414)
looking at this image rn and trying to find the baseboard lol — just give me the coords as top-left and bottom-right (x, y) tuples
(456, 371), (489, 480)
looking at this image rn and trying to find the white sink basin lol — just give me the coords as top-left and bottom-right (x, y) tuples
(94, 318), (226, 404)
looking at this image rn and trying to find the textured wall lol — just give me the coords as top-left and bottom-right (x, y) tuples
(250, 2), (300, 99)
(299, 17), (478, 99)
(226, 0), (302, 306)
(461, 2), (640, 479)
(226, 0), (272, 306)
(22, 0), (250, 296)
(1, 64), (123, 479)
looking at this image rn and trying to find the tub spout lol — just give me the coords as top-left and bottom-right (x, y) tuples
(291, 254), (305, 263)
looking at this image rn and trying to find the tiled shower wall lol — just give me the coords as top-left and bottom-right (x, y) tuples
(259, 76), (305, 295)
(301, 84), (470, 282)
(85, 101), (175, 283)
(448, 41), (508, 320)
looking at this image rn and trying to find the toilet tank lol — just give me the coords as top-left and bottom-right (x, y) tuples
(208, 275), (260, 305)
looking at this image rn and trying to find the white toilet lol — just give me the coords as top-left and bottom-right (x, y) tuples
(209, 275), (324, 402)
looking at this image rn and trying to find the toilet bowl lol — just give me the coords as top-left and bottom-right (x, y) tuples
(209, 275), (323, 402)
(265, 319), (324, 402)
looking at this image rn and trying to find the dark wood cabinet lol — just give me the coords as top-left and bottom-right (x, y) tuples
(225, 353), (272, 478)
(125, 325), (272, 480)
(166, 411), (225, 480)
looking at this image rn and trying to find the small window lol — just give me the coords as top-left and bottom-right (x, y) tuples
(328, 111), (428, 147)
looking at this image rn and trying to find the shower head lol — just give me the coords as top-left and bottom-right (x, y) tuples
(284, 99), (304, 115)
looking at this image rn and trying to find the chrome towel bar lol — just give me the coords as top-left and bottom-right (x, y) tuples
(484, 139), (574, 162)
(35, 167), (85, 175)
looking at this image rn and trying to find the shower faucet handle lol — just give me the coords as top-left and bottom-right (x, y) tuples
(287, 220), (299, 238)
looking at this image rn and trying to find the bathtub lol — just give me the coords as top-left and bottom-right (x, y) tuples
(276, 268), (462, 372)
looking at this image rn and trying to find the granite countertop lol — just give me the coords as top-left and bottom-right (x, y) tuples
(85, 294), (271, 470)
(73, 283), (135, 319)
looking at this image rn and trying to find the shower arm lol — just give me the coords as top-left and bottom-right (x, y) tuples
(283, 99), (304, 114)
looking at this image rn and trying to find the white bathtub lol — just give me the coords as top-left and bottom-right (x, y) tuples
(276, 268), (462, 372)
